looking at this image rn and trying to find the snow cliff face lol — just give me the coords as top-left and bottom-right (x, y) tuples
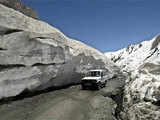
(0, 4), (120, 100)
(105, 35), (160, 120)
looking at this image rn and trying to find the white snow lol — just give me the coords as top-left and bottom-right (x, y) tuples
(105, 34), (160, 103)
(104, 35), (160, 72)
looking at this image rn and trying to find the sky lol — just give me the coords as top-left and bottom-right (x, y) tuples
(22, 0), (160, 52)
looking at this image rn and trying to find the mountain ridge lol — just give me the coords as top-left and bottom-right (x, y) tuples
(105, 34), (160, 71)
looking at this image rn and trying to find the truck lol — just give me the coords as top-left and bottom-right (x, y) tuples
(81, 69), (108, 90)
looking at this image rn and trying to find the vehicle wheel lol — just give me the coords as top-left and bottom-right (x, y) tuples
(81, 84), (86, 90)
(103, 82), (106, 87)
(104, 81), (107, 87)
(101, 83), (105, 88)
(97, 82), (102, 90)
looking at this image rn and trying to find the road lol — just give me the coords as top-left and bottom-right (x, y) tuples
(0, 73), (125, 120)
(0, 85), (117, 120)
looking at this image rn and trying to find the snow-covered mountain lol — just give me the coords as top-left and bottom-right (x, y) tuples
(105, 35), (160, 72)
(105, 35), (160, 120)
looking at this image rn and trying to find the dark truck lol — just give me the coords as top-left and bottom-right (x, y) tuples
(81, 69), (108, 90)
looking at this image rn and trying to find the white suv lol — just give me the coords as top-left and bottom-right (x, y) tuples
(81, 69), (108, 90)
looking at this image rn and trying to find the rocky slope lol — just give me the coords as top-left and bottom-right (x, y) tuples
(0, 0), (39, 19)
(105, 35), (160, 120)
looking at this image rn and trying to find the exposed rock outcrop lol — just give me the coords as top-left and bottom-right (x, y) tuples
(0, 0), (39, 19)
(0, 4), (118, 101)
(105, 35), (160, 120)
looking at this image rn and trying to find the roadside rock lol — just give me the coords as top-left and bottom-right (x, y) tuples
(122, 102), (160, 120)
(121, 63), (160, 120)
(0, 0), (39, 19)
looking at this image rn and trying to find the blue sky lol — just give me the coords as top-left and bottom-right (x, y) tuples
(22, 0), (160, 52)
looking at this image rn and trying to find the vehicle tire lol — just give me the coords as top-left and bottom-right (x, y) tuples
(81, 84), (86, 90)
(101, 83), (105, 88)
(97, 82), (102, 90)
(104, 81), (107, 87)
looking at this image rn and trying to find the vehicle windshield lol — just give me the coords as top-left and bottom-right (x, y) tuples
(86, 71), (101, 77)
